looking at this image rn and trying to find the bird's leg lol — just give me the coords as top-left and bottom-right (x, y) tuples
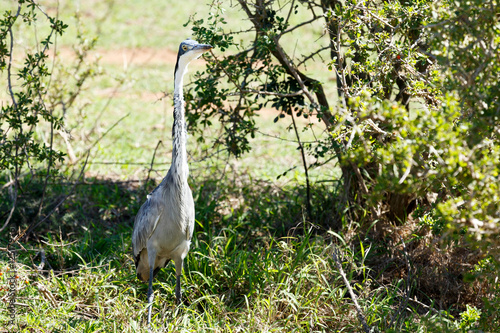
(174, 258), (183, 305)
(175, 274), (182, 305)
(147, 266), (154, 326)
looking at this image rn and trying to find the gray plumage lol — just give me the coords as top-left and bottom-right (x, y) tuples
(132, 39), (212, 324)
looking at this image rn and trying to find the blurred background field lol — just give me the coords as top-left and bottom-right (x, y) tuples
(0, 0), (338, 182)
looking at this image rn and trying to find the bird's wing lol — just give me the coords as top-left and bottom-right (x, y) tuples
(132, 191), (164, 260)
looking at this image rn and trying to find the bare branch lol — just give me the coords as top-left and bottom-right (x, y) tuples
(13, 152), (90, 243)
(0, 191), (17, 233)
(1, 4), (22, 234)
(271, 36), (324, 117)
(283, 0), (296, 30)
(6, 3), (22, 109)
(231, 88), (304, 97)
(297, 45), (330, 67)
(144, 140), (163, 192)
(290, 107), (312, 220)
(332, 247), (371, 333)
(279, 14), (322, 37)
(75, 113), (130, 165)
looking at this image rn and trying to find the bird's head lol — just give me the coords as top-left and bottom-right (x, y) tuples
(174, 39), (212, 77)
(178, 39), (212, 60)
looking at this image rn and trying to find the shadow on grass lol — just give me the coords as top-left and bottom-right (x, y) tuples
(0, 173), (496, 332)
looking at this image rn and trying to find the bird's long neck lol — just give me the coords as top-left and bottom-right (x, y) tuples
(171, 65), (189, 183)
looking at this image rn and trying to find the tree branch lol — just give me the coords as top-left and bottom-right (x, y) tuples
(290, 108), (312, 221)
(332, 247), (371, 333)
(271, 35), (333, 127)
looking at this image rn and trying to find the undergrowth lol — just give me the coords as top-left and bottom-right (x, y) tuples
(1, 172), (494, 332)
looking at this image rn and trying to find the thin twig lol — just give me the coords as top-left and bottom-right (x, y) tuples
(144, 140), (163, 192)
(283, 0), (296, 32)
(389, 237), (413, 328)
(85, 85), (125, 148)
(0, 191), (17, 233)
(290, 109), (312, 221)
(6, 3), (21, 109)
(13, 152), (90, 243)
(39, 240), (78, 248)
(336, 20), (349, 101)
(0, 3), (23, 234)
(279, 15), (321, 37)
(34, 88), (56, 222)
(237, 88), (304, 97)
(78, 113), (130, 164)
(297, 45), (330, 67)
(189, 145), (229, 164)
(256, 130), (316, 144)
(332, 246), (371, 333)
(272, 36), (318, 111)
(408, 297), (439, 315)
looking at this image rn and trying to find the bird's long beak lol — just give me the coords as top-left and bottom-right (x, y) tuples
(194, 43), (213, 52)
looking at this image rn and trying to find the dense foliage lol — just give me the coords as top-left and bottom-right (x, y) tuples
(0, 0), (98, 235)
(1, 1), (66, 232)
(184, 0), (500, 328)
(186, 0), (500, 251)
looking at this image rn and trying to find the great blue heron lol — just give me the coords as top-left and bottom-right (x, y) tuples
(132, 39), (212, 324)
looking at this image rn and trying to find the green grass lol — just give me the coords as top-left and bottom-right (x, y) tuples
(1, 172), (486, 332)
(0, 0), (496, 332)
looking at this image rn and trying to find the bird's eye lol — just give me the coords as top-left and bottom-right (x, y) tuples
(182, 45), (188, 51)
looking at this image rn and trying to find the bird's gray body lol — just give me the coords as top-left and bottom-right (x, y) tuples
(132, 169), (195, 281)
(131, 39), (212, 322)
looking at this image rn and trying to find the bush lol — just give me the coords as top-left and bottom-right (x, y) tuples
(0, 0), (98, 236)
(185, 0), (500, 257)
